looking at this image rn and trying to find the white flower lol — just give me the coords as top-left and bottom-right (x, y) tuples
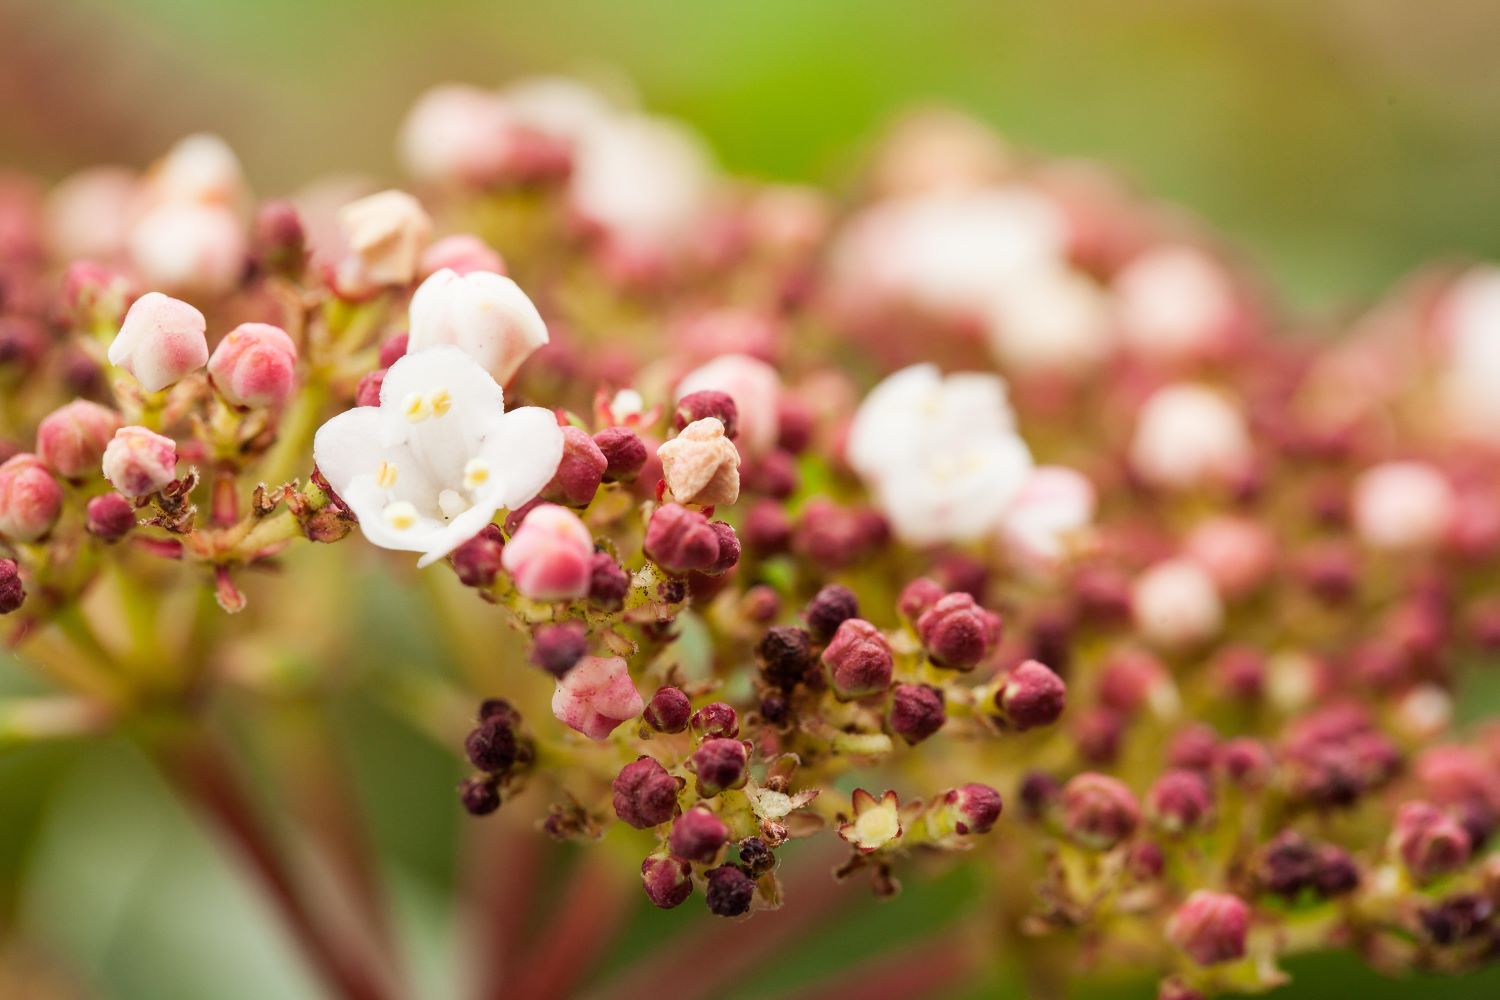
(313, 346), (562, 567)
(1352, 461), (1455, 551)
(1113, 246), (1237, 363)
(496, 75), (616, 146)
(998, 465), (1096, 572)
(144, 133), (247, 207)
(129, 201), (247, 296)
(1132, 558), (1224, 649)
(1438, 267), (1500, 443)
(847, 364), (1033, 547)
(1129, 383), (1252, 490)
(408, 268), (549, 385)
(398, 85), (515, 186)
(569, 114), (714, 250)
(983, 265), (1113, 374)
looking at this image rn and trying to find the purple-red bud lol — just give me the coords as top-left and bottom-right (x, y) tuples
(690, 702), (739, 739)
(458, 776), (501, 816)
(587, 551), (630, 609)
(669, 806), (729, 863)
(821, 618), (894, 701)
(644, 503), (721, 575)
(1146, 770), (1214, 835)
(593, 426), (648, 483)
(612, 756), (681, 829)
(1062, 773), (1140, 850)
(995, 659), (1067, 731)
(644, 686), (692, 734)
(704, 864), (755, 917)
(641, 855), (693, 909)
(0, 558), (25, 614)
(691, 738), (749, 797)
(804, 583), (858, 642)
(916, 592), (1001, 670)
(529, 621), (589, 678)
(1167, 891), (1250, 966)
(675, 390), (738, 440)
(889, 683), (946, 745)
(451, 524), (504, 587)
(85, 493), (135, 542)
(756, 625), (813, 687)
(542, 425), (607, 507)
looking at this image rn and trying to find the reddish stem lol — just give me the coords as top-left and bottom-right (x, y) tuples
(780, 935), (976, 1000)
(502, 852), (634, 1000)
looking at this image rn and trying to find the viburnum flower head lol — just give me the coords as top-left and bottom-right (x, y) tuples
(407, 268), (549, 385)
(109, 292), (209, 392)
(312, 346), (562, 567)
(1129, 383), (1252, 491)
(846, 364), (1033, 546)
(551, 654), (644, 741)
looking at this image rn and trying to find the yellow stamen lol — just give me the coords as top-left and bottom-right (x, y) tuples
(375, 461), (398, 489)
(463, 458), (491, 490)
(382, 501), (419, 531)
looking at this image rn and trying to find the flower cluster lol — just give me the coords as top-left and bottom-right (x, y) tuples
(2, 75), (1499, 999)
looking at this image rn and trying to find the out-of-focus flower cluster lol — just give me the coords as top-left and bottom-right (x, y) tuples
(3, 76), (1500, 999)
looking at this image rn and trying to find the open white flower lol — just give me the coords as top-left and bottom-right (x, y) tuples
(408, 268), (549, 385)
(999, 465), (1097, 572)
(847, 364), (1033, 546)
(313, 346), (562, 567)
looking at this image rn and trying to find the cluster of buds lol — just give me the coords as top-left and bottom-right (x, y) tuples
(2, 73), (1499, 999)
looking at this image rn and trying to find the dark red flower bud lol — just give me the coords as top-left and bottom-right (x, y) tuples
(691, 738), (749, 797)
(612, 756), (681, 829)
(669, 806), (729, 863)
(587, 551), (629, 609)
(542, 425), (607, 508)
(1146, 770), (1214, 835)
(458, 776), (501, 816)
(252, 199), (307, 279)
(477, 698), (521, 726)
(690, 701), (739, 740)
(705, 521), (741, 575)
(464, 717), (518, 773)
(898, 577), (945, 621)
(821, 618), (894, 701)
(645, 686), (692, 733)
(1166, 723), (1220, 773)
(1216, 738), (1274, 790)
(917, 592), (1001, 670)
(1419, 894), (1493, 945)
(756, 625), (813, 687)
(742, 498), (792, 554)
(889, 683), (946, 745)
(1296, 541), (1358, 604)
(85, 493), (135, 543)
(0, 558), (25, 614)
(451, 524), (504, 587)
(948, 783), (1003, 834)
(792, 499), (875, 568)
(737, 837), (776, 877)
(1072, 564), (1133, 624)
(744, 450), (797, 499)
(1061, 773), (1140, 850)
(641, 855), (693, 909)
(529, 621), (588, 678)
(704, 864), (755, 917)
(1395, 801), (1472, 884)
(644, 503), (720, 575)
(1074, 707), (1127, 765)
(1018, 771), (1061, 821)
(804, 583), (858, 642)
(1313, 846), (1360, 897)
(1212, 644), (1265, 701)
(1167, 891), (1250, 966)
(675, 390), (738, 440)
(593, 426), (648, 483)
(1128, 840), (1165, 881)
(775, 397), (814, 454)
(1097, 649), (1172, 717)
(995, 659), (1066, 731)
(758, 690), (790, 726)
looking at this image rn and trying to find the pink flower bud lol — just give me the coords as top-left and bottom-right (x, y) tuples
(1395, 801), (1472, 884)
(35, 400), (122, 479)
(102, 426), (178, 498)
(1146, 770), (1214, 835)
(355, 369), (386, 408)
(742, 499), (791, 555)
(657, 418), (741, 507)
(0, 558), (25, 614)
(820, 618), (894, 701)
(1131, 558), (1224, 649)
(108, 292), (208, 392)
(676, 354), (781, 455)
(541, 426), (607, 507)
(86, 493), (135, 542)
(502, 504), (593, 601)
(674, 390), (739, 440)
(641, 855), (693, 909)
(251, 200), (307, 279)
(593, 426), (647, 483)
(644, 687), (692, 734)
(916, 592), (1002, 670)
(898, 576), (946, 621)
(1352, 461), (1456, 551)
(889, 683), (946, 745)
(1184, 515), (1275, 599)
(57, 261), (135, 331)
(1098, 649), (1176, 718)
(995, 659), (1067, 731)
(1061, 773), (1140, 850)
(420, 234), (506, 277)
(1167, 891), (1250, 966)
(550, 654), (643, 741)
(1217, 737), (1274, 790)
(529, 622), (588, 678)
(451, 524), (504, 588)
(336, 189), (433, 290)
(644, 503), (720, 575)
(208, 322), (298, 408)
(669, 806), (729, 863)
(689, 702), (739, 740)
(945, 783), (1004, 835)
(690, 738), (749, 797)
(613, 756), (682, 829)
(0, 454), (63, 541)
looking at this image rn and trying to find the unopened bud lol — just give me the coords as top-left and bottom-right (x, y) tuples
(612, 756), (682, 829)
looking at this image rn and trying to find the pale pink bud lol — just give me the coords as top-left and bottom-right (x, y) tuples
(675, 354), (781, 456)
(1132, 558), (1224, 649)
(1352, 461), (1456, 552)
(1114, 246), (1239, 364)
(336, 189), (433, 289)
(35, 400), (122, 479)
(44, 166), (137, 261)
(657, 417), (741, 507)
(1129, 384), (1252, 491)
(144, 133), (246, 207)
(420, 234), (506, 277)
(1167, 891), (1250, 965)
(407, 268), (548, 385)
(551, 654), (644, 741)
(398, 85), (516, 187)
(1184, 515), (1275, 598)
(501, 503), (594, 600)
(129, 201), (247, 296)
(208, 322), (298, 408)
(108, 292), (208, 392)
(102, 426), (178, 498)
(0, 454), (63, 541)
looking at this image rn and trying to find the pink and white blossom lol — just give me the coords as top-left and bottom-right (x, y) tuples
(407, 268), (548, 385)
(551, 655), (644, 740)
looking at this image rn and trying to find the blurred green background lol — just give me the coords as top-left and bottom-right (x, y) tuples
(5, 1), (1500, 997)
